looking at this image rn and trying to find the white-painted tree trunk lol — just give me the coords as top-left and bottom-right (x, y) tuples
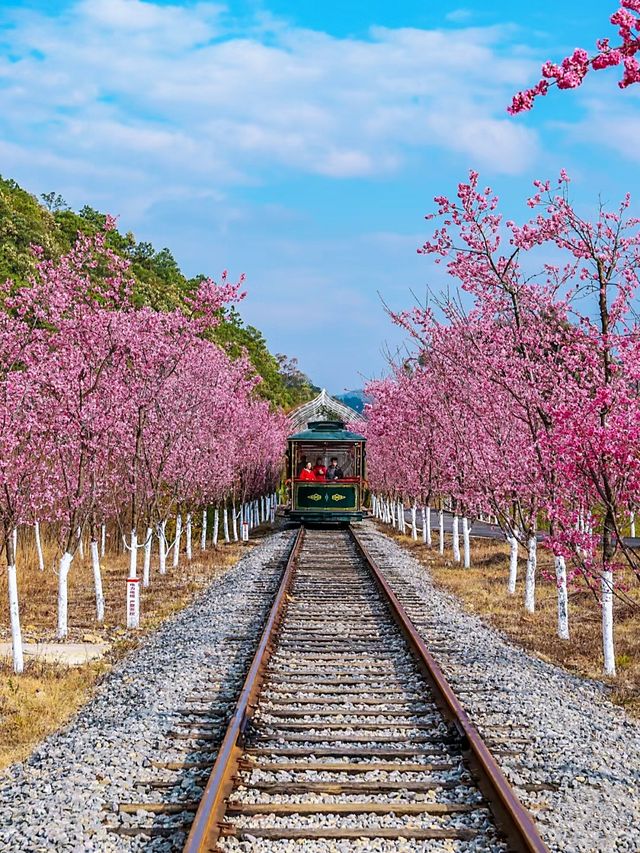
(439, 509), (444, 555)
(101, 522), (106, 558)
(423, 506), (432, 546)
(185, 512), (192, 560)
(142, 527), (152, 588)
(57, 551), (73, 639)
(77, 526), (84, 561)
(90, 539), (105, 621)
(525, 534), (537, 613)
(232, 501), (238, 541)
(212, 508), (219, 546)
(462, 517), (471, 568)
(7, 563), (24, 674)
(631, 511), (636, 539)
(223, 506), (230, 543)
(410, 503), (417, 540)
(34, 521), (44, 571)
(555, 555), (569, 640)
(507, 536), (518, 594)
(391, 500), (396, 528)
(173, 514), (182, 569)
(602, 569), (616, 676)
(452, 515), (461, 562)
(157, 520), (167, 575)
(201, 509), (207, 551)
(129, 529), (138, 579)
(399, 500), (406, 534)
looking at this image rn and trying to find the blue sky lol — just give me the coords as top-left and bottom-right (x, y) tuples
(1, 0), (638, 392)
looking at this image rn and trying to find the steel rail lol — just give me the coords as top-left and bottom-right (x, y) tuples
(183, 526), (305, 853)
(350, 527), (549, 853)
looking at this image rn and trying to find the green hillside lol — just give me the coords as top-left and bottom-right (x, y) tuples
(0, 176), (318, 409)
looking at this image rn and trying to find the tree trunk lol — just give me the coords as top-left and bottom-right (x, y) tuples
(142, 527), (152, 588)
(223, 505), (230, 543)
(157, 520), (167, 575)
(201, 509), (207, 551)
(410, 503), (417, 540)
(101, 522), (106, 558)
(91, 538), (105, 622)
(129, 528), (138, 579)
(173, 514), (182, 569)
(601, 569), (616, 676)
(555, 555), (569, 640)
(508, 536), (518, 594)
(77, 526), (84, 561)
(6, 527), (24, 673)
(34, 521), (45, 571)
(631, 511), (636, 539)
(232, 501), (238, 541)
(462, 517), (471, 568)
(185, 512), (192, 560)
(423, 506), (432, 546)
(439, 509), (444, 555)
(57, 551), (73, 638)
(525, 534), (537, 613)
(452, 515), (461, 562)
(212, 507), (219, 547)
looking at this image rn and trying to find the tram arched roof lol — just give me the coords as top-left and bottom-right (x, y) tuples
(289, 420), (366, 442)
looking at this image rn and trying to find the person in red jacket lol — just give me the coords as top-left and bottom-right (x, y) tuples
(313, 457), (327, 480)
(299, 461), (316, 481)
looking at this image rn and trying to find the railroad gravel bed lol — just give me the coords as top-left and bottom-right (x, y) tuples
(0, 529), (295, 853)
(359, 521), (640, 853)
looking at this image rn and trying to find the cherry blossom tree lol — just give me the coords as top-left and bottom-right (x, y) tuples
(367, 171), (640, 676)
(1, 226), (286, 662)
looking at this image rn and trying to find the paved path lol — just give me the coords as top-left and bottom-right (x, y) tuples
(400, 507), (640, 548)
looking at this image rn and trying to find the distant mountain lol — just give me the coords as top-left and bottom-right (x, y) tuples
(334, 389), (369, 414)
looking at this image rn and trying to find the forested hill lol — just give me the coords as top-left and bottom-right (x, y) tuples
(0, 175), (318, 409)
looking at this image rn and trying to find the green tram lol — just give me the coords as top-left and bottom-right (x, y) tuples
(286, 420), (366, 524)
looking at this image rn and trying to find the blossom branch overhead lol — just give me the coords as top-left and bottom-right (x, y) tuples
(508, 0), (640, 114)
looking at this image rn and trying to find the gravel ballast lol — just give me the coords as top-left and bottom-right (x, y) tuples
(2, 520), (639, 853)
(0, 530), (295, 853)
(359, 521), (640, 853)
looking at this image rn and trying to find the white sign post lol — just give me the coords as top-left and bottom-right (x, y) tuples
(127, 578), (140, 629)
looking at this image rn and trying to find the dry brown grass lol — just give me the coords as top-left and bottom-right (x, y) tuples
(378, 523), (640, 717)
(0, 523), (272, 769)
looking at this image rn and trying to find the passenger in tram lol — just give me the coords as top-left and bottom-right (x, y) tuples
(313, 457), (327, 480)
(325, 457), (344, 481)
(299, 461), (316, 481)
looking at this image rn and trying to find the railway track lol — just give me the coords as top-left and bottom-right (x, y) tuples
(178, 526), (548, 853)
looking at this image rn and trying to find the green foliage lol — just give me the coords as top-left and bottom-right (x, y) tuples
(0, 174), (317, 408)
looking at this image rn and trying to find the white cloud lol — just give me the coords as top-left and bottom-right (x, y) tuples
(0, 1), (540, 212)
(561, 95), (640, 165)
(446, 9), (474, 24)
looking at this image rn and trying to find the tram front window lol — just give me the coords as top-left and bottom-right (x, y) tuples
(294, 445), (356, 480)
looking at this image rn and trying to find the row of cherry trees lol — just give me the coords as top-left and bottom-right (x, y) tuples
(2, 222), (287, 673)
(365, 172), (640, 677)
